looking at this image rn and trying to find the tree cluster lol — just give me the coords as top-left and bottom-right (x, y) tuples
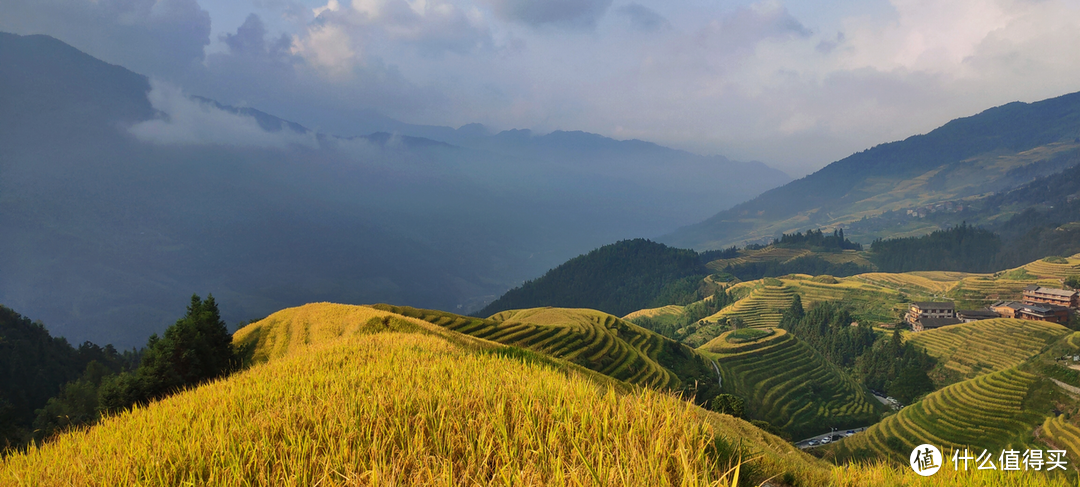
(778, 297), (936, 405)
(870, 223), (1002, 273)
(629, 289), (735, 340)
(2, 295), (239, 452)
(773, 229), (863, 251)
(778, 297), (876, 368)
(854, 329), (936, 405)
(0, 306), (132, 450)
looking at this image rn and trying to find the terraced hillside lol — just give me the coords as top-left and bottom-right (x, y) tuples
(1022, 253), (1080, 279)
(827, 366), (1055, 463)
(856, 272), (966, 295)
(909, 318), (1072, 386)
(231, 302), (487, 363)
(2, 306), (831, 486)
(948, 275), (1063, 307)
(704, 283), (794, 328)
(373, 305), (718, 393)
(701, 328), (883, 439)
(705, 246), (874, 271)
(781, 275), (913, 324)
(622, 304), (685, 325)
(1040, 415), (1080, 464)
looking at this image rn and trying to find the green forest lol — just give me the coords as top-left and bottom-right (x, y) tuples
(0, 296), (239, 454)
(477, 239), (709, 318)
(779, 297), (936, 405)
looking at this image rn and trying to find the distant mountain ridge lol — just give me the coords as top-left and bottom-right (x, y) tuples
(663, 91), (1080, 249)
(0, 32), (789, 349)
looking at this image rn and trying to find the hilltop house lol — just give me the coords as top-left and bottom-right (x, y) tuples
(1023, 285), (1079, 309)
(908, 302), (960, 332)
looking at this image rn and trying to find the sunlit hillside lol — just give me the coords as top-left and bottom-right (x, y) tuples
(2, 304), (832, 486)
(907, 318), (1071, 386)
(5, 303), (1079, 485)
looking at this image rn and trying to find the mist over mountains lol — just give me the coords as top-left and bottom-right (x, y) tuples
(0, 32), (789, 348)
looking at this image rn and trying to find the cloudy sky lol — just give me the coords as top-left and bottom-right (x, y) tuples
(4, 0), (1080, 176)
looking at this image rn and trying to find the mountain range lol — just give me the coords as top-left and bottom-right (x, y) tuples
(0, 32), (788, 348)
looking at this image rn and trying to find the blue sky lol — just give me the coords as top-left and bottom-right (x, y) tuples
(3, 0), (1079, 176)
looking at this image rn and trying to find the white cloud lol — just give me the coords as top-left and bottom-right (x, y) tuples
(10, 0), (1080, 175)
(129, 80), (318, 148)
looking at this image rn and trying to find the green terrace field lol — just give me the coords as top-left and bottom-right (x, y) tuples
(373, 304), (716, 392)
(826, 366), (1058, 464)
(703, 282), (794, 328)
(908, 318), (1072, 386)
(701, 328), (883, 439)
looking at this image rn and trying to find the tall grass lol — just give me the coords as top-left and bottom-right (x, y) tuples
(1, 332), (810, 486)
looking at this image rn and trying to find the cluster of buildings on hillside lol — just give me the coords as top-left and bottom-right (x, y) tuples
(907, 285), (1079, 332)
(905, 201), (966, 219)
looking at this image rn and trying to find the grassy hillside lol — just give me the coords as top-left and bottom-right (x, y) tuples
(663, 90), (1080, 250)
(2, 303), (835, 486)
(701, 328), (883, 439)
(908, 318), (1071, 386)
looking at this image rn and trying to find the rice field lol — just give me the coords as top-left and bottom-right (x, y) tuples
(1040, 415), (1080, 466)
(948, 277), (1062, 306)
(856, 273), (960, 295)
(1022, 254), (1080, 279)
(702, 329), (882, 439)
(704, 283), (795, 328)
(783, 277), (912, 324)
(828, 367), (1046, 462)
(908, 319), (1072, 386)
(0, 331), (828, 486)
(622, 305), (685, 321)
(372, 305), (710, 391)
(704, 247), (813, 270)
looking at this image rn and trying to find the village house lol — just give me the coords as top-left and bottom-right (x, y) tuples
(990, 301), (1024, 319)
(1023, 285), (1079, 309)
(1016, 304), (1072, 324)
(908, 302), (961, 332)
(956, 309), (999, 322)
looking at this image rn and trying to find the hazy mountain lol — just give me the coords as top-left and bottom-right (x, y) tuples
(662, 91), (1080, 249)
(0, 32), (789, 348)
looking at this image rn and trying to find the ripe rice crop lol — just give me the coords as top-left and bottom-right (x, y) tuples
(2, 325), (829, 486)
(704, 283), (794, 328)
(908, 319), (1071, 386)
(1022, 256), (1080, 279)
(703, 329), (882, 439)
(828, 367), (1045, 463)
